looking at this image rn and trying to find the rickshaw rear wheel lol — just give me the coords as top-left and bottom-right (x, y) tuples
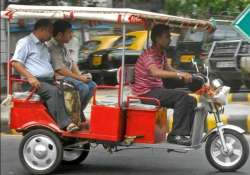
(19, 129), (63, 175)
(205, 129), (249, 172)
(62, 142), (90, 165)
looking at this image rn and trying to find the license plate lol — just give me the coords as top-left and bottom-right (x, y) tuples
(216, 61), (236, 68)
(92, 56), (102, 66)
(180, 55), (194, 63)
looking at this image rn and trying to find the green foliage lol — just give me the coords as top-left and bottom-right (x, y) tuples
(164, 0), (250, 18)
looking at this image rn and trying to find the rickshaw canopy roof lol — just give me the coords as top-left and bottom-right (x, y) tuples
(1, 5), (214, 32)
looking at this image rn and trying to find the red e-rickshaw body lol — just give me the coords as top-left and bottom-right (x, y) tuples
(3, 5), (213, 144)
(2, 5), (248, 175)
(10, 81), (167, 144)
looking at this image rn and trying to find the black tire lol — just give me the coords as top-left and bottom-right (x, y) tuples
(62, 143), (90, 165)
(205, 129), (249, 172)
(19, 129), (63, 175)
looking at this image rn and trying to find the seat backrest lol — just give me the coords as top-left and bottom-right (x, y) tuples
(117, 65), (135, 85)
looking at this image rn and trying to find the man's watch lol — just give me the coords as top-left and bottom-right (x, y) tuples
(176, 72), (182, 79)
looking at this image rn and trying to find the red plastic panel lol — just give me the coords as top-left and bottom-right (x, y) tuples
(10, 100), (57, 130)
(90, 105), (123, 142)
(126, 108), (167, 144)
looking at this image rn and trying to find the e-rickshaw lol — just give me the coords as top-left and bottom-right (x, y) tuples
(1, 5), (249, 175)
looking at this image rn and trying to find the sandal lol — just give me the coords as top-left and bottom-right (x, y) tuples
(66, 123), (80, 132)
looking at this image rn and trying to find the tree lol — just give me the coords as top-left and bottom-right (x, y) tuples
(164, 0), (250, 19)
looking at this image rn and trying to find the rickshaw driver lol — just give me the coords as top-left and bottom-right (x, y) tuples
(132, 24), (197, 146)
(11, 19), (79, 132)
(47, 20), (96, 123)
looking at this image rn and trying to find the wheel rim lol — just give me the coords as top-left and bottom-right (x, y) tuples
(23, 134), (58, 171)
(63, 149), (83, 161)
(210, 134), (243, 167)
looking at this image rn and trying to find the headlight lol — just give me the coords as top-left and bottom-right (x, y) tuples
(212, 86), (230, 105)
(240, 56), (250, 73)
(107, 68), (118, 72)
(211, 79), (223, 90)
(107, 51), (122, 61)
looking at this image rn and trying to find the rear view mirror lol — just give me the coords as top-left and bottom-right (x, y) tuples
(192, 58), (199, 72)
(203, 64), (210, 84)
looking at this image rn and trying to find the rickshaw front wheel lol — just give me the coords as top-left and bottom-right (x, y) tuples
(205, 129), (249, 172)
(19, 129), (63, 175)
(62, 143), (90, 165)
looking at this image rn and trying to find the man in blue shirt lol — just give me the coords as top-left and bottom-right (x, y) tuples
(11, 19), (79, 131)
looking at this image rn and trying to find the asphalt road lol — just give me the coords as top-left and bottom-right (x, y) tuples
(1, 89), (250, 175)
(1, 134), (250, 175)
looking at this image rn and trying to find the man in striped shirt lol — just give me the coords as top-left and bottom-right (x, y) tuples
(132, 24), (197, 146)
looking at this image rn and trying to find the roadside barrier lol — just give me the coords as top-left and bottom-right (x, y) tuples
(167, 114), (250, 134)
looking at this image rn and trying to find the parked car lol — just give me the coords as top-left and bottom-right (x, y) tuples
(169, 29), (208, 72)
(78, 35), (120, 68)
(239, 55), (250, 89)
(207, 20), (249, 91)
(78, 30), (148, 84)
(79, 29), (209, 85)
(208, 40), (250, 91)
(162, 29), (209, 89)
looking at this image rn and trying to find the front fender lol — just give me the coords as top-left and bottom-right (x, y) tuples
(202, 124), (245, 142)
(16, 121), (62, 134)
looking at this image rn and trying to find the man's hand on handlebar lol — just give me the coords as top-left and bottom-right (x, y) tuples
(179, 72), (192, 83)
(27, 76), (41, 89)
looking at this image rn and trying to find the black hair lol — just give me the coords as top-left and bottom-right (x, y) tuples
(33, 19), (52, 31)
(53, 20), (72, 37)
(151, 24), (170, 43)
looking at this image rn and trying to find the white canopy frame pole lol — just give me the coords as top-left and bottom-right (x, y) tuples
(146, 25), (150, 49)
(119, 14), (127, 107)
(6, 20), (10, 95)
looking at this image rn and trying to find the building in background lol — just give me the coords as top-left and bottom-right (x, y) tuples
(1, 0), (8, 100)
